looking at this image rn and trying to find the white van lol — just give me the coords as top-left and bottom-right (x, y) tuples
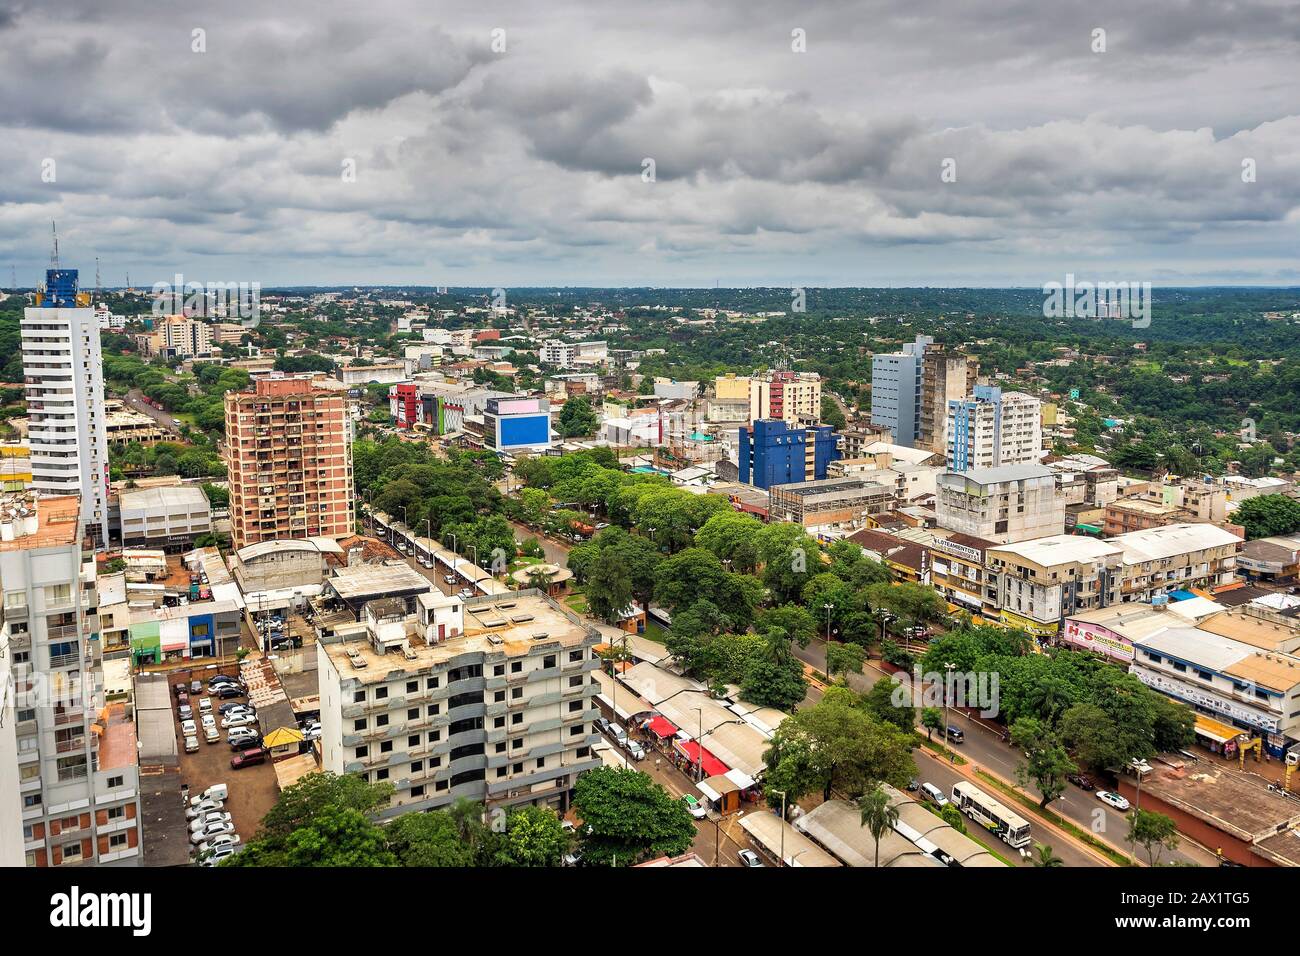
(920, 782), (950, 808)
(609, 723), (628, 746)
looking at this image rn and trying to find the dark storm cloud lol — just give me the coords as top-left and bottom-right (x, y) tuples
(0, 0), (1295, 285)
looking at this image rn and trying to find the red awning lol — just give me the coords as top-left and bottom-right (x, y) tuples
(645, 716), (678, 738)
(677, 741), (729, 777)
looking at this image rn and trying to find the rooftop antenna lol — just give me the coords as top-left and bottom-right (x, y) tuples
(49, 221), (60, 270)
(94, 257), (101, 304)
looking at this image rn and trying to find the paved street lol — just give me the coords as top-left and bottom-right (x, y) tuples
(123, 387), (185, 435)
(794, 638), (1220, 867)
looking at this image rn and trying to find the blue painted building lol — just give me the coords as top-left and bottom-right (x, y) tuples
(738, 419), (840, 489)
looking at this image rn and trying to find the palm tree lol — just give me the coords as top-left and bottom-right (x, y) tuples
(525, 565), (554, 592)
(1032, 843), (1064, 868)
(857, 785), (899, 868)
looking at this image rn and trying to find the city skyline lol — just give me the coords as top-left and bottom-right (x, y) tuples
(1, 0), (1298, 287)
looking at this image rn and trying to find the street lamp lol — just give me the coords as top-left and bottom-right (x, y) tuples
(693, 707), (703, 782)
(943, 661), (956, 748)
(822, 602), (834, 652)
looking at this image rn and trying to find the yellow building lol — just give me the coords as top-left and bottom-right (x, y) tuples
(714, 373), (751, 401)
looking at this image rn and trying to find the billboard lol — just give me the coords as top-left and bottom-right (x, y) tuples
(499, 413), (550, 449)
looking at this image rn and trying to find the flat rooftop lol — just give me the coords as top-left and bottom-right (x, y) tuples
(322, 591), (596, 683)
(328, 560), (433, 602)
(1138, 763), (1300, 843)
(0, 494), (81, 550)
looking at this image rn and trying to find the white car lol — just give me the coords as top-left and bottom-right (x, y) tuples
(201, 714), (217, 730)
(227, 725), (259, 739)
(198, 697), (212, 713)
(222, 713), (257, 729)
(180, 719), (197, 736)
(458, 589), (474, 600)
(189, 812), (233, 833)
(1097, 790), (1131, 812)
(185, 801), (223, 822)
(199, 845), (240, 867)
(196, 833), (241, 854)
(190, 821), (236, 844)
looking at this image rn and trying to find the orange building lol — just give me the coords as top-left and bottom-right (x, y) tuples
(224, 375), (354, 548)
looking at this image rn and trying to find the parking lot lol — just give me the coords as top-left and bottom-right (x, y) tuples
(168, 663), (280, 861)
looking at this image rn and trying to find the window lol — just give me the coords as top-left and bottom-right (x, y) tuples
(497, 767), (507, 778)
(512, 763), (523, 773)
(408, 708), (419, 720)
(495, 742), (506, 753)
(380, 741), (393, 753)
(493, 664), (505, 676)
(536, 757), (545, 769)
(493, 690), (505, 702)
(428, 703), (440, 716)
(356, 746), (369, 758)
(569, 650), (583, 663)
(376, 769), (389, 781)
(411, 760), (423, 773)
(435, 780), (448, 792)
(543, 655), (556, 669)
(512, 738), (523, 749)
(426, 677), (439, 690)
(569, 676), (583, 687)
(493, 717), (505, 728)
(376, 687), (388, 700)
(568, 700), (582, 712)
(511, 713), (523, 725)
(376, 714), (389, 727)
(61, 842), (83, 862)
(408, 735), (419, 747)
(511, 687), (523, 700)
(511, 661), (523, 673)
(354, 718), (367, 731)
(108, 833), (128, 850)
(569, 724), (585, 736)
(411, 786), (425, 797)
(428, 730), (441, 742)
(106, 775), (124, 789)
(354, 690), (365, 702)
(407, 681), (419, 694)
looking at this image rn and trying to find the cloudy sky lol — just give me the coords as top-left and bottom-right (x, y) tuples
(2, 0), (1298, 287)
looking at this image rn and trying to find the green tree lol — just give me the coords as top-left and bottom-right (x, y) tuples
(920, 707), (944, 741)
(1232, 494), (1300, 540)
(385, 810), (475, 866)
(259, 772), (392, 841)
(857, 785), (900, 868)
(1032, 843), (1064, 868)
(1128, 809), (1180, 866)
(492, 806), (569, 867)
(1011, 718), (1076, 809)
(825, 641), (866, 683)
(586, 551), (633, 623)
(572, 767), (696, 866)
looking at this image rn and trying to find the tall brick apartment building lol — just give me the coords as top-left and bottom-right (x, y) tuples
(223, 375), (354, 549)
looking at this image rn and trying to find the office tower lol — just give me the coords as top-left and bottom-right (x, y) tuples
(0, 492), (142, 866)
(23, 268), (110, 545)
(737, 419), (840, 489)
(919, 347), (977, 455)
(748, 371), (822, 424)
(870, 335), (932, 447)
(946, 385), (1042, 472)
(223, 374), (354, 549)
(142, 314), (213, 358)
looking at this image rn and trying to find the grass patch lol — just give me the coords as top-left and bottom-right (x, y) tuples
(973, 770), (1133, 867)
(641, 620), (668, 645)
(565, 595), (590, 614)
(918, 736), (966, 765)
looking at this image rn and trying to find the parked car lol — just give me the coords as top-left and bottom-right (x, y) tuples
(230, 735), (264, 752)
(738, 849), (764, 867)
(184, 735), (200, 754)
(198, 697), (212, 714)
(189, 783), (228, 806)
(196, 833), (241, 854)
(609, 723), (628, 747)
(218, 702), (254, 716)
(176, 691), (189, 706)
(186, 800), (225, 820)
(231, 747), (268, 769)
(906, 778), (920, 792)
(945, 726), (965, 744)
(595, 716), (611, 735)
(190, 821), (236, 844)
(920, 782), (950, 808)
(178, 705), (193, 720)
(625, 740), (646, 761)
(222, 713), (257, 729)
(172, 682), (187, 698)
(207, 674), (240, 687)
(227, 728), (260, 744)
(204, 726), (220, 744)
(457, 589), (474, 600)
(1067, 772), (1096, 791)
(443, 575), (457, 585)
(190, 679), (202, 694)
(1097, 790), (1131, 812)
(681, 794), (707, 819)
(180, 719), (197, 736)
(562, 847), (583, 867)
(189, 811), (232, 833)
(200, 845), (239, 866)
(215, 685), (246, 700)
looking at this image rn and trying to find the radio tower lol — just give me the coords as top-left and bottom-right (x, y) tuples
(94, 257), (102, 304)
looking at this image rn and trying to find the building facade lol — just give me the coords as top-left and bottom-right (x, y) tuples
(748, 371), (822, 424)
(935, 464), (1064, 544)
(768, 477), (892, 529)
(0, 494), (142, 866)
(870, 335), (931, 447)
(223, 375), (354, 548)
(918, 347), (976, 455)
(23, 269), (110, 545)
(483, 396), (552, 454)
(946, 386), (1041, 472)
(737, 419), (840, 489)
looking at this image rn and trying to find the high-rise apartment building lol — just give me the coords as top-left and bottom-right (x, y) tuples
(870, 335), (932, 447)
(141, 314), (213, 358)
(748, 371), (822, 424)
(0, 493), (142, 866)
(224, 375), (354, 548)
(315, 583), (602, 817)
(946, 385), (1042, 472)
(23, 268), (110, 546)
(919, 347), (976, 455)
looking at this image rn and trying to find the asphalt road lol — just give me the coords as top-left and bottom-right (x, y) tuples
(795, 638), (1219, 867)
(123, 388), (185, 434)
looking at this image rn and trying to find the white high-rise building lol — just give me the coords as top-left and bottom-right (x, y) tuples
(870, 335), (932, 448)
(946, 385), (1042, 472)
(23, 269), (110, 545)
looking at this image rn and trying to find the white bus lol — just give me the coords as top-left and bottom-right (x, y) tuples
(951, 782), (1032, 849)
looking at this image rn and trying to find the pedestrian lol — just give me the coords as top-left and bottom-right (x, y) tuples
(655, 757), (661, 772)
(949, 752), (955, 765)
